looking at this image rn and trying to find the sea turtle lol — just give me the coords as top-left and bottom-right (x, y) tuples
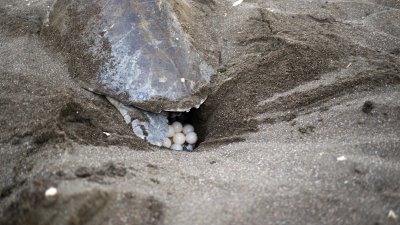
(43, 0), (215, 146)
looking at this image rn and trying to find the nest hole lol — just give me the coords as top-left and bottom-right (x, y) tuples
(166, 105), (209, 149)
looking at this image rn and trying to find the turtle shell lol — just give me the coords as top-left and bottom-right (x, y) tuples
(45, 0), (214, 112)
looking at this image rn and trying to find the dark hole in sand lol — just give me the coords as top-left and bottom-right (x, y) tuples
(166, 106), (208, 149)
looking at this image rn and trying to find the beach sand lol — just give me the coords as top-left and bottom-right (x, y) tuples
(0, 0), (399, 224)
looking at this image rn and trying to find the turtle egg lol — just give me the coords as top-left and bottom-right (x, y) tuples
(171, 144), (183, 151)
(172, 121), (183, 133)
(182, 124), (194, 134)
(173, 133), (186, 145)
(185, 132), (198, 144)
(186, 144), (194, 151)
(166, 125), (174, 138)
(163, 138), (172, 148)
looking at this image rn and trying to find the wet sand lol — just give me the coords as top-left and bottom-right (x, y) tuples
(0, 0), (399, 224)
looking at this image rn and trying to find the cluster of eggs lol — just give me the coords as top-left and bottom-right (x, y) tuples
(163, 121), (198, 151)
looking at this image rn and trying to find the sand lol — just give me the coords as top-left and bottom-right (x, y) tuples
(0, 0), (399, 224)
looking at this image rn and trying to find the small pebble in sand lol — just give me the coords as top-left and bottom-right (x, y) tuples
(171, 144), (183, 151)
(232, 0), (243, 7)
(45, 187), (57, 197)
(182, 124), (194, 134)
(173, 133), (186, 145)
(172, 121), (183, 133)
(166, 125), (175, 138)
(362, 100), (374, 114)
(388, 210), (398, 219)
(337, 156), (347, 161)
(163, 138), (172, 148)
(185, 132), (198, 144)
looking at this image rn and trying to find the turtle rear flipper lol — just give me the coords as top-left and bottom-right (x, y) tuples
(107, 97), (169, 147)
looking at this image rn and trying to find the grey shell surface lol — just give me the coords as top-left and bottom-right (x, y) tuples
(46, 0), (214, 112)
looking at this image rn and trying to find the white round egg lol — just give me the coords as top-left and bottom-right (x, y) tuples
(166, 125), (174, 138)
(171, 144), (183, 151)
(162, 138), (172, 148)
(186, 144), (194, 151)
(182, 124), (194, 134)
(185, 132), (198, 144)
(172, 121), (183, 133)
(173, 133), (186, 145)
